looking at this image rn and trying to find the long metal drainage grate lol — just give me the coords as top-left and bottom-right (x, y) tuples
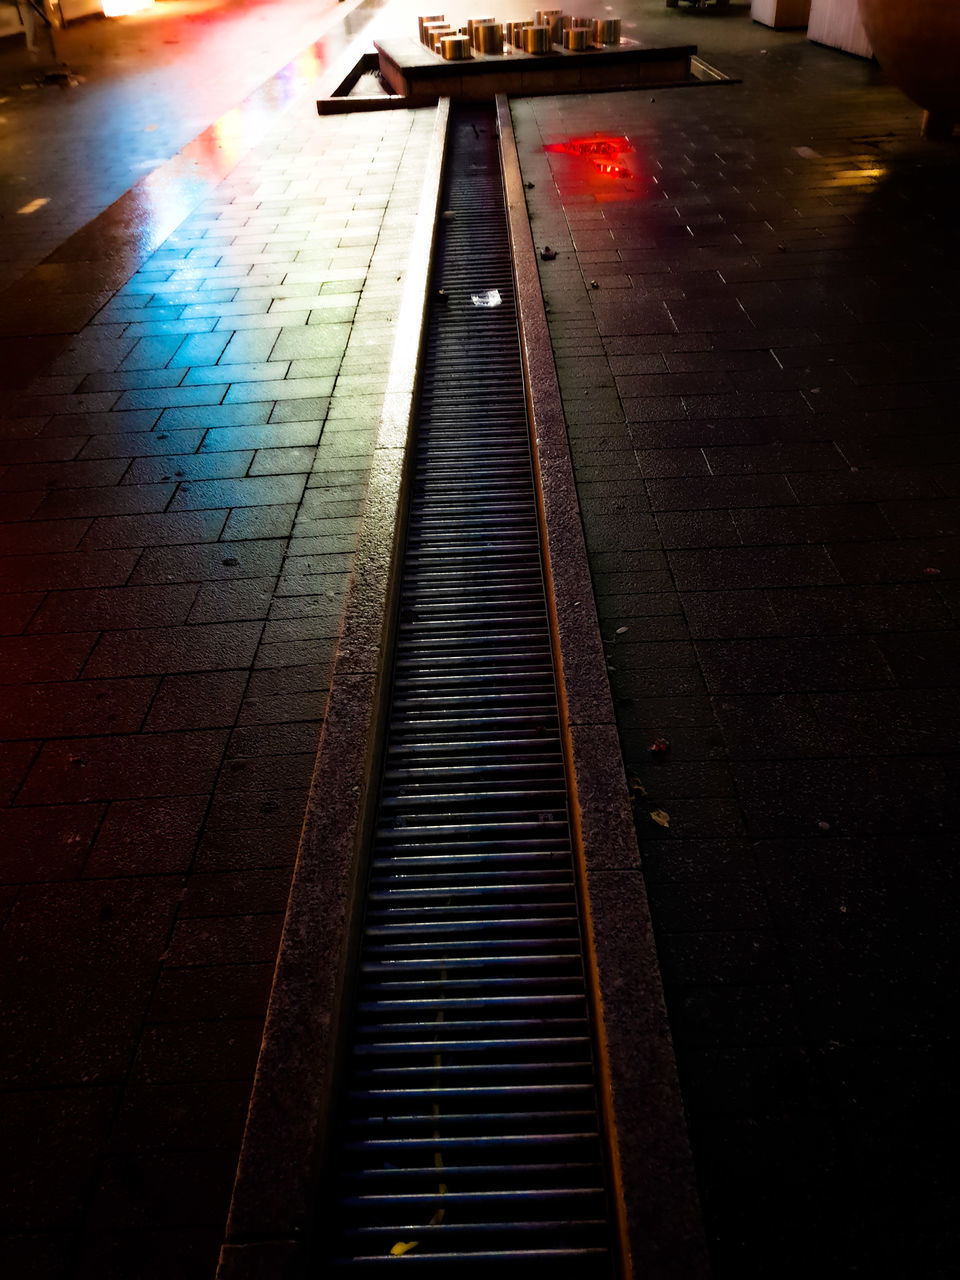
(322, 103), (613, 1276)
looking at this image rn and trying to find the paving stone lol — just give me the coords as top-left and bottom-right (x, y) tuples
(84, 795), (209, 878)
(79, 428), (206, 460)
(732, 758), (955, 839)
(0, 1232), (72, 1280)
(0, 677), (156, 742)
(144, 670), (250, 732)
(122, 450), (254, 485)
(34, 485), (177, 520)
(226, 721), (322, 760)
(203, 785), (310, 833)
(164, 915), (285, 968)
(84, 620), (263, 678)
(18, 730), (228, 804)
(0, 517), (91, 555)
(655, 509), (740, 550)
(765, 584), (953, 635)
(0, 879), (181, 1085)
(193, 825), (303, 873)
(789, 467), (943, 505)
(876, 630), (960, 688)
(0, 740), (40, 805)
(810, 689), (960, 755)
(657, 929), (789, 986)
(179, 869), (292, 919)
(669, 544), (841, 591)
(27, 584), (199, 634)
(130, 539), (286, 585)
(82, 509), (227, 549)
(0, 549), (141, 593)
(0, 1087), (118, 1229)
(168, 473), (307, 511)
(732, 504), (892, 545)
(84, 1149), (237, 1229)
(0, 491), (43, 521)
(249, 446), (317, 476)
(131, 1019), (265, 1085)
(109, 1079), (253, 1151)
(695, 636), (894, 696)
(878, 498), (960, 539)
(827, 536), (960, 584)
(170, 332), (231, 368)
(114, 385), (228, 412)
(0, 459), (130, 492)
(199, 421), (322, 452)
(159, 402), (272, 431)
(671, 984), (804, 1049)
(646, 474), (799, 511)
(0, 804), (105, 882)
(186, 576), (276, 624)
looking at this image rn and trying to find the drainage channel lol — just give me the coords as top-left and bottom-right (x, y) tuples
(321, 102), (614, 1275)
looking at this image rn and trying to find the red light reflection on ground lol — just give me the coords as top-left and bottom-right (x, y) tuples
(544, 136), (634, 179)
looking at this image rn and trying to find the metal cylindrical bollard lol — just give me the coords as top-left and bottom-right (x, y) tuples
(441, 33), (472, 59)
(474, 21), (503, 54)
(512, 19), (533, 48)
(524, 23), (551, 53)
(537, 9), (563, 42)
(467, 16), (494, 47)
(419, 14), (444, 43)
(434, 27), (457, 53)
(594, 17), (621, 45)
(423, 20), (450, 48)
(564, 26), (589, 49)
(570, 15), (594, 27)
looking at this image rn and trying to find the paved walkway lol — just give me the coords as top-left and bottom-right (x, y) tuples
(1, 4), (435, 1272)
(0, 0), (392, 289)
(1, 2), (958, 1278)
(513, 6), (958, 1277)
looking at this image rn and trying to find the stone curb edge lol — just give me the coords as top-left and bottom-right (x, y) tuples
(496, 93), (711, 1280)
(216, 98), (451, 1280)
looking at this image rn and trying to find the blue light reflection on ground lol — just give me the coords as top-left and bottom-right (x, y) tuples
(130, 2), (392, 267)
(0, 0), (401, 289)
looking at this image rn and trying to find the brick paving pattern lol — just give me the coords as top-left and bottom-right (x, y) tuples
(0, 94), (434, 1277)
(0, 0), (373, 290)
(513, 6), (958, 1276)
(2, 1), (959, 1277)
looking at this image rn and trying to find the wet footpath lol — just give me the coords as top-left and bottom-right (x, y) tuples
(512, 6), (959, 1278)
(1, 2), (437, 1275)
(1, 1), (959, 1278)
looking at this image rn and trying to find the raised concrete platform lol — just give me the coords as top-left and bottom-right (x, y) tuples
(373, 34), (696, 102)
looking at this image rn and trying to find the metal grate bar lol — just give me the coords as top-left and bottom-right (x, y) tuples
(322, 103), (612, 1276)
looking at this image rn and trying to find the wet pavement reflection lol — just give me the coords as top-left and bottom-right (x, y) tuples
(0, 0), (401, 292)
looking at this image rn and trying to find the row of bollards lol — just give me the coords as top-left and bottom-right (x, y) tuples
(417, 12), (622, 59)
